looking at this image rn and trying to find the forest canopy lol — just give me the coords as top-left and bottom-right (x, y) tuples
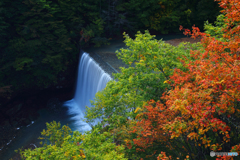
(0, 0), (220, 97)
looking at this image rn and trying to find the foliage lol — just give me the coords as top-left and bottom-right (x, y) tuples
(86, 30), (202, 123)
(91, 37), (110, 47)
(0, 0), (221, 97)
(39, 121), (72, 147)
(18, 121), (126, 160)
(185, 0), (221, 31)
(0, 0), (74, 90)
(119, 0), (182, 34)
(18, 121), (85, 160)
(0, 1), (8, 49)
(0, 0), (107, 94)
(81, 127), (127, 160)
(115, 0), (220, 34)
(100, 0), (135, 37)
(130, 0), (240, 159)
(85, 30), (202, 159)
(204, 14), (228, 40)
(148, 0), (188, 34)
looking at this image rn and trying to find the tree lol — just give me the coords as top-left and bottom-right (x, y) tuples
(0, 0), (75, 91)
(131, 0), (240, 159)
(18, 121), (126, 160)
(117, 0), (220, 34)
(0, 0), (108, 94)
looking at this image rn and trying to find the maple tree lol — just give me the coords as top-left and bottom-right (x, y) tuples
(130, 0), (240, 159)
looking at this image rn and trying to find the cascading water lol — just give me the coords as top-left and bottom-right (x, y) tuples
(64, 51), (112, 132)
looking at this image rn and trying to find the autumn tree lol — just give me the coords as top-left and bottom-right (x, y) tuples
(131, 0), (240, 159)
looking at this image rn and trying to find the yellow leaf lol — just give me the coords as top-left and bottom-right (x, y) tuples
(134, 107), (142, 113)
(164, 80), (169, 84)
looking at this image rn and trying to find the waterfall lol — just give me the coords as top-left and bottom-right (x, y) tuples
(64, 51), (112, 132)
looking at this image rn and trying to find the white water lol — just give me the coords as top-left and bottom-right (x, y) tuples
(64, 52), (112, 132)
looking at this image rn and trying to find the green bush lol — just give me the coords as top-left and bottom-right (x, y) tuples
(17, 121), (126, 160)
